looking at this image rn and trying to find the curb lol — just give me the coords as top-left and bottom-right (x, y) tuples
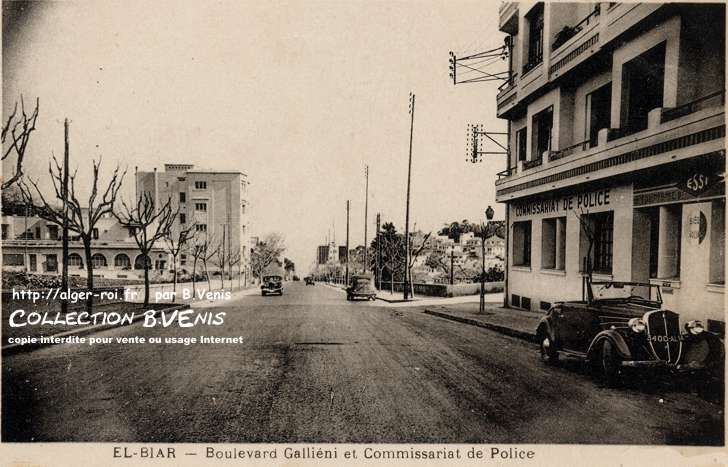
(2, 303), (186, 357)
(423, 308), (538, 343)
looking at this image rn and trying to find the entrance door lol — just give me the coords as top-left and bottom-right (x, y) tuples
(29, 254), (37, 272)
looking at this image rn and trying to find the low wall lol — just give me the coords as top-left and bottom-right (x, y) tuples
(377, 281), (504, 297)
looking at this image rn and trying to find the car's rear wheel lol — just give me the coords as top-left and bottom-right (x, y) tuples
(595, 339), (622, 387)
(539, 334), (558, 365)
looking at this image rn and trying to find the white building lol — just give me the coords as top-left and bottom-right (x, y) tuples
(136, 163), (250, 280)
(495, 2), (724, 329)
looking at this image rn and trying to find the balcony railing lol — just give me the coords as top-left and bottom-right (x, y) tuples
(522, 58), (542, 75)
(552, 5), (601, 51)
(497, 166), (517, 180)
(661, 90), (725, 124)
(523, 156), (543, 170)
(548, 140), (590, 161)
(497, 72), (518, 92)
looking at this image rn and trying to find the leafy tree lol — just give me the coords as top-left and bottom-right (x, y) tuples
(251, 233), (286, 281)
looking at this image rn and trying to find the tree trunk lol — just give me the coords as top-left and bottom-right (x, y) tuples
(192, 255), (198, 298)
(204, 259), (211, 291)
(172, 254), (178, 296)
(143, 258), (150, 307)
(82, 237), (94, 313)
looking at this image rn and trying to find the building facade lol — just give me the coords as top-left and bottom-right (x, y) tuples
(1, 211), (165, 280)
(136, 163), (250, 279)
(496, 2), (724, 327)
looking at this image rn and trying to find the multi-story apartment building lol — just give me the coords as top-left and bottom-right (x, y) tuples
(496, 3), (724, 327)
(136, 163), (250, 279)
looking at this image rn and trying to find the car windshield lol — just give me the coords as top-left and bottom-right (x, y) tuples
(589, 282), (661, 303)
(264, 276), (281, 281)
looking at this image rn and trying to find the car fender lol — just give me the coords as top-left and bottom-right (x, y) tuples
(681, 331), (725, 371)
(536, 318), (556, 344)
(587, 330), (632, 361)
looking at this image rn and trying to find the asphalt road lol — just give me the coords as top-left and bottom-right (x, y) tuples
(2, 282), (723, 444)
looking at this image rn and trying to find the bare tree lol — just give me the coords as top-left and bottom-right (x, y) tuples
(163, 220), (196, 296)
(229, 250), (241, 289)
(187, 233), (214, 297)
(405, 231), (431, 298)
(250, 233), (286, 281)
(573, 207), (596, 299)
(20, 157), (125, 312)
(2, 96), (39, 190)
(212, 238), (227, 290)
(115, 193), (176, 307)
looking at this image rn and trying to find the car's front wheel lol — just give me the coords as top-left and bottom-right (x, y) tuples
(595, 339), (622, 387)
(539, 334), (558, 365)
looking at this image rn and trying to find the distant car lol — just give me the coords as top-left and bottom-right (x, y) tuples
(537, 278), (724, 387)
(346, 275), (377, 301)
(305, 276), (315, 286)
(261, 275), (283, 296)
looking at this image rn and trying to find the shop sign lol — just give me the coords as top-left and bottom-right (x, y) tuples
(677, 171), (723, 197)
(686, 210), (707, 245)
(512, 188), (611, 218)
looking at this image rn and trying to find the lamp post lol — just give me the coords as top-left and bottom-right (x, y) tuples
(449, 245), (454, 286)
(479, 205), (495, 313)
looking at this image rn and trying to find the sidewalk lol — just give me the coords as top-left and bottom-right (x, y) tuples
(421, 301), (542, 343)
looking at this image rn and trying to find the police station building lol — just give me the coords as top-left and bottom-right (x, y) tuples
(495, 2), (725, 329)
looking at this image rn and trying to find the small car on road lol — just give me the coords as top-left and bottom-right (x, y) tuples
(305, 276), (315, 286)
(346, 275), (377, 301)
(261, 275), (283, 296)
(537, 278), (724, 386)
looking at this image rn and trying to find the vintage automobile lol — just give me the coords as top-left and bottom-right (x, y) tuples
(537, 279), (724, 386)
(346, 274), (377, 301)
(261, 275), (283, 296)
(304, 276), (316, 286)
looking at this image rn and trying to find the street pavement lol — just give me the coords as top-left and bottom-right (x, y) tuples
(2, 282), (723, 444)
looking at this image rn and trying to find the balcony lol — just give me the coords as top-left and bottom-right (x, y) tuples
(549, 6), (601, 79)
(499, 2), (518, 33)
(495, 100), (725, 202)
(548, 140), (590, 162)
(522, 156), (543, 170)
(496, 73), (518, 116)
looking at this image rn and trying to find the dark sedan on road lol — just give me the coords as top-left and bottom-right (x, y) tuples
(346, 275), (377, 301)
(305, 276), (315, 285)
(261, 275), (283, 296)
(537, 279), (724, 386)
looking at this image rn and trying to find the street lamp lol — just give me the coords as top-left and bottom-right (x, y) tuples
(479, 206), (495, 314)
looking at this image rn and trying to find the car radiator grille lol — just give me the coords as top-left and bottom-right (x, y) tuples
(645, 310), (682, 364)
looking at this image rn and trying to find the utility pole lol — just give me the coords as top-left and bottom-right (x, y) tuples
(404, 92), (415, 300)
(345, 200), (350, 286)
(375, 213), (381, 290)
(363, 164), (369, 274)
(61, 119), (70, 314)
(450, 247), (454, 286)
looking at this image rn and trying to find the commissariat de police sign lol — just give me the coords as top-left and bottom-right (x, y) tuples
(512, 188), (612, 218)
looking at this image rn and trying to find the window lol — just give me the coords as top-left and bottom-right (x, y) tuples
(195, 202), (207, 212)
(196, 224), (207, 232)
(91, 253), (108, 268)
(134, 255), (151, 270)
(532, 106), (553, 159)
(3, 254), (24, 266)
(45, 254), (58, 272)
(513, 221), (532, 267)
(524, 3), (544, 72)
(114, 254), (131, 269)
(68, 253), (84, 267)
(587, 83), (611, 147)
(92, 228), (99, 240)
(47, 224), (59, 240)
(35, 227), (41, 239)
(29, 254), (37, 272)
(155, 259), (166, 271)
(180, 213), (186, 224)
(1, 224), (7, 240)
(515, 128), (527, 162)
(580, 211), (614, 274)
(179, 192), (186, 203)
(194, 181), (207, 190)
(621, 42), (665, 134)
(180, 254), (187, 266)
(542, 217), (566, 270)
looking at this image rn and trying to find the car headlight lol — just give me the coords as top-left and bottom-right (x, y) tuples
(685, 320), (704, 335)
(628, 317), (646, 333)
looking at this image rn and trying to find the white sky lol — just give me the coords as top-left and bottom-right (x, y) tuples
(3, 0), (506, 271)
